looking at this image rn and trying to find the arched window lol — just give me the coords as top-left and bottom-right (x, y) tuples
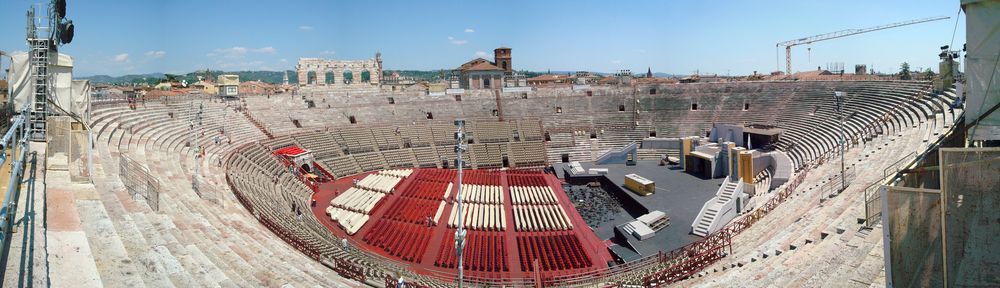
(343, 70), (354, 84)
(325, 71), (335, 84)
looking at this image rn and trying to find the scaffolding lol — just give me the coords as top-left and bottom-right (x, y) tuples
(26, 5), (53, 141)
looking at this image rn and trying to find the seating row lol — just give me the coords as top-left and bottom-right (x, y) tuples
(447, 203), (506, 231)
(361, 219), (434, 263)
(355, 173), (404, 193)
(460, 170), (502, 185)
(459, 184), (504, 204)
(381, 197), (441, 225)
(325, 207), (369, 235)
(379, 169), (413, 179)
(329, 187), (387, 215)
(435, 230), (509, 273)
(517, 233), (592, 272)
(401, 179), (452, 201)
(513, 204), (573, 231)
(510, 186), (559, 205)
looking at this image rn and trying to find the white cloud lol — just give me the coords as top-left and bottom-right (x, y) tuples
(634, 48), (647, 53)
(280, 58), (288, 63)
(211, 47), (248, 58)
(144, 50), (166, 58)
(475, 51), (488, 58)
(611, 60), (622, 64)
(210, 46), (275, 59)
(252, 46), (277, 54)
(319, 50), (336, 56)
(112, 53), (130, 63)
(464, 28), (475, 33)
(216, 60), (266, 70)
(299, 25), (314, 31)
(448, 36), (467, 45)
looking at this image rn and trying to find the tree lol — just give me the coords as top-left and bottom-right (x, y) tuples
(899, 62), (912, 80)
(925, 68), (935, 78)
(164, 74), (181, 82)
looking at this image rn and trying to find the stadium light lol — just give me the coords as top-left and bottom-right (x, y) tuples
(54, 0), (66, 19)
(53, 0), (75, 44)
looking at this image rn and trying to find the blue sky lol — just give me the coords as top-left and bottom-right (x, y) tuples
(0, 0), (965, 77)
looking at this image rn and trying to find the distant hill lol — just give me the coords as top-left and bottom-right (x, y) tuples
(80, 70), (297, 86)
(79, 73), (166, 84)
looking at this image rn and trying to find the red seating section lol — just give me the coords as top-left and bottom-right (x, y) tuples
(461, 170), (502, 186)
(361, 169), (455, 262)
(434, 229), (509, 273)
(362, 219), (434, 263)
(507, 172), (547, 187)
(349, 168), (599, 275)
(517, 232), (592, 272)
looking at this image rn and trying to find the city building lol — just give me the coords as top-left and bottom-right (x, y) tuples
(217, 74), (239, 97)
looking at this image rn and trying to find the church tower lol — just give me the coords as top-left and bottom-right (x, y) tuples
(494, 47), (512, 74)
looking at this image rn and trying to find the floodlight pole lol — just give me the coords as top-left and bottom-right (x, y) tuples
(192, 102), (202, 192)
(834, 91), (846, 194)
(453, 119), (467, 288)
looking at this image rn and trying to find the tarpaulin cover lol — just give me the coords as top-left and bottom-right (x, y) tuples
(8, 52), (91, 123)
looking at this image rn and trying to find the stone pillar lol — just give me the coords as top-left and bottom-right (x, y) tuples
(297, 68), (308, 86)
(371, 66), (381, 85)
(317, 68), (326, 85)
(333, 66), (341, 86)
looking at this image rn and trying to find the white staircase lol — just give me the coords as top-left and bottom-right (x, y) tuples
(716, 180), (739, 204)
(692, 180), (742, 237)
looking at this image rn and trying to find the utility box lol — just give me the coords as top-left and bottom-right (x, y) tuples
(624, 173), (655, 196)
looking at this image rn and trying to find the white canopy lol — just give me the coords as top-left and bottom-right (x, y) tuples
(8, 52), (91, 123)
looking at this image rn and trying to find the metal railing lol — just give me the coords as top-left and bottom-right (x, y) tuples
(119, 154), (161, 211)
(0, 109), (38, 286)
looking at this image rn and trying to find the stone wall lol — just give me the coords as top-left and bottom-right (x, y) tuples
(296, 55), (382, 87)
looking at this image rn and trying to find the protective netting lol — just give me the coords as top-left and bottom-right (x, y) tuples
(46, 116), (91, 183)
(885, 186), (943, 287)
(940, 148), (1000, 287)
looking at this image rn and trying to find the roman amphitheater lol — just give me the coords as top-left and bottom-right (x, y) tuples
(1, 1), (997, 288)
(44, 78), (950, 287)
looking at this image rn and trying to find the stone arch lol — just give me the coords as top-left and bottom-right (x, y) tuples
(361, 70), (371, 83)
(325, 71), (335, 85)
(343, 70), (354, 84)
(306, 71), (317, 85)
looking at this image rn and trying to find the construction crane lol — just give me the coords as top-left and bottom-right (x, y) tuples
(777, 16), (949, 75)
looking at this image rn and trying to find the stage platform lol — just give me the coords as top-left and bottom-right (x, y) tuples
(309, 168), (613, 281)
(554, 160), (723, 256)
